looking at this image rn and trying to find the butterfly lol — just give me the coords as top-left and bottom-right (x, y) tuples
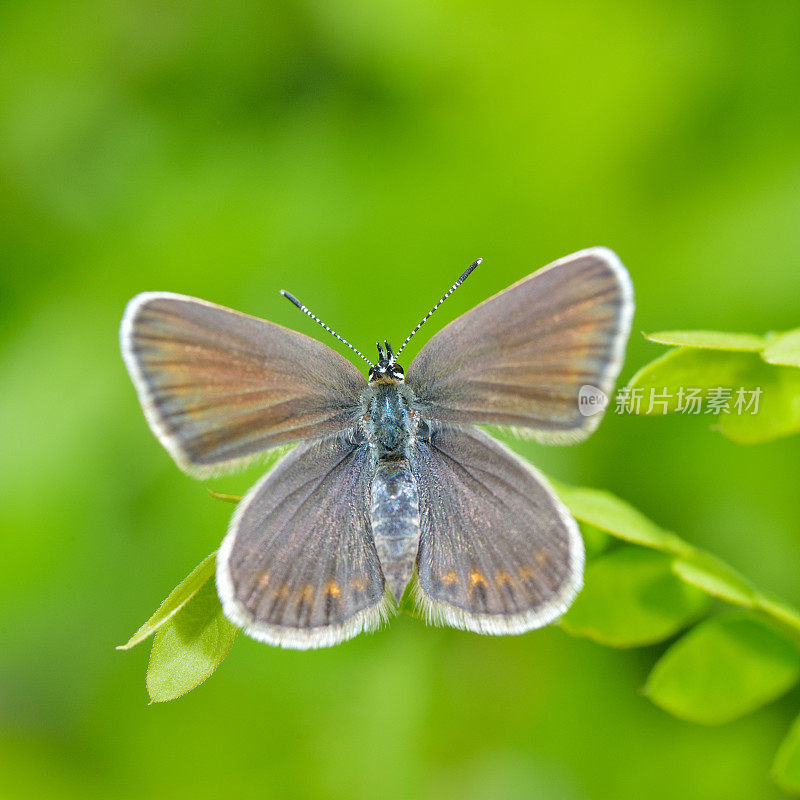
(120, 247), (633, 649)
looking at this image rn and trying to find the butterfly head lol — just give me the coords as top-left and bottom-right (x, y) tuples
(369, 341), (405, 384)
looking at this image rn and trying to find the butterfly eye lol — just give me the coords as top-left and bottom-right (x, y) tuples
(390, 364), (405, 381)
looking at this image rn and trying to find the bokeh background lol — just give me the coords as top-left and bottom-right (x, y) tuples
(2, 2), (800, 798)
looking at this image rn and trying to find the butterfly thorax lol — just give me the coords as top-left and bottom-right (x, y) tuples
(364, 380), (417, 457)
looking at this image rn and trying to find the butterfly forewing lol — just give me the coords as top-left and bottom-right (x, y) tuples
(216, 434), (392, 649)
(409, 425), (583, 633)
(121, 293), (366, 476)
(406, 248), (633, 442)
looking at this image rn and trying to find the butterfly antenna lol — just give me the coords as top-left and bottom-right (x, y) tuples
(280, 290), (374, 366)
(391, 258), (482, 363)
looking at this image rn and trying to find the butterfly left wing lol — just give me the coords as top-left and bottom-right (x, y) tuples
(121, 292), (367, 477)
(409, 424), (583, 634)
(217, 433), (392, 649)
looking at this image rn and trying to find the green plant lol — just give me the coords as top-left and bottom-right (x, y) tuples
(118, 478), (800, 791)
(627, 327), (800, 443)
(117, 327), (800, 793)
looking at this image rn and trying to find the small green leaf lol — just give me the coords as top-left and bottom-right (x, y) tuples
(645, 614), (800, 724)
(627, 348), (756, 413)
(762, 328), (800, 368)
(672, 553), (757, 608)
(628, 348), (800, 443)
(717, 366), (800, 444)
(146, 577), (238, 703)
(773, 713), (800, 794)
(207, 489), (243, 503)
(644, 330), (766, 351)
(117, 552), (217, 650)
(755, 591), (800, 633)
(561, 547), (709, 647)
(553, 479), (800, 637)
(555, 484), (691, 556)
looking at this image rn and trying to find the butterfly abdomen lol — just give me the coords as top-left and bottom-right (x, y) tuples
(370, 459), (420, 603)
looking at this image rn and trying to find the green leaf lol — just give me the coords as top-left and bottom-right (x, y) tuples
(762, 328), (800, 368)
(755, 590), (800, 634)
(717, 365), (800, 444)
(627, 348), (800, 443)
(146, 576), (238, 703)
(117, 552), (217, 650)
(207, 489), (243, 503)
(627, 348), (756, 413)
(554, 478), (800, 636)
(561, 547), (710, 647)
(644, 330), (766, 351)
(555, 483), (691, 556)
(773, 713), (800, 794)
(645, 614), (800, 724)
(672, 553), (757, 608)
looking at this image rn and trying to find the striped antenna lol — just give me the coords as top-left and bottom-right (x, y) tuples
(280, 290), (374, 366)
(391, 258), (482, 363)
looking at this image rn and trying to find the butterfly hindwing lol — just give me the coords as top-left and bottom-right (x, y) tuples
(121, 292), (367, 477)
(409, 424), (584, 634)
(216, 433), (392, 649)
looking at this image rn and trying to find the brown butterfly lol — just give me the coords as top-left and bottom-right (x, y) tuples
(121, 248), (633, 648)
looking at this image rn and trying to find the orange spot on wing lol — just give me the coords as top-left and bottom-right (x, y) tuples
(441, 572), (458, 585)
(535, 550), (549, 565)
(517, 565), (534, 580)
(495, 571), (514, 587)
(469, 570), (488, 587)
(258, 573), (269, 587)
(326, 580), (341, 598)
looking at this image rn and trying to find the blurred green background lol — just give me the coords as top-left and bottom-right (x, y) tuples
(2, 1), (800, 798)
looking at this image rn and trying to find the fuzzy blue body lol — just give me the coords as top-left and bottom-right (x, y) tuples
(365, 383), (421, 602)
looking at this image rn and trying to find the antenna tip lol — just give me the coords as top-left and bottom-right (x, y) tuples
(475, 257), (483, 265)
(280, 290), (303, 309)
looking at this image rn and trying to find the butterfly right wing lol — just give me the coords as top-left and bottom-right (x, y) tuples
(406, 248), (633, 443)
(217, 433), (392, 649)
(409, 424), (583, 634)
(121, 292), (367, 477)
